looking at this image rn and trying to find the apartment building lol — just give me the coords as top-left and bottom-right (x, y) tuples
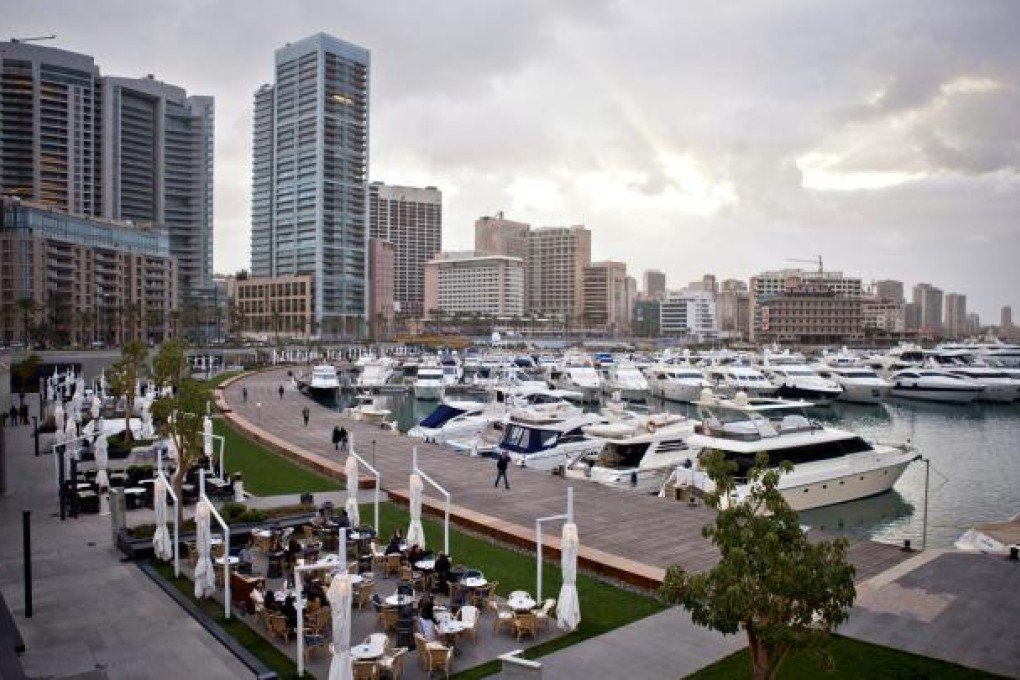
(526, 226), (591, 325)
(423, 252), (524, 317)
(660, 289), (716, 340)
(231, 274), (314, 339)
(750, 269), (862, 341)
(581, 261), (629, 333)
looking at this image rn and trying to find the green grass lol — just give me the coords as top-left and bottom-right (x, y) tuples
(214, 419), (342, 496)
(152, 560), (306, 679)
(206, 371), (243, 389)
(690, 634), (998, 680)
(368, 502), (665, 679)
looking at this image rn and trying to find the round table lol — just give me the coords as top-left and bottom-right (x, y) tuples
(462, 577), (487, 589)
(508, 595), (536, 612)
(415, 559), (436, 571)
(214, 556), (240, 567)
(384, 593), (415, 607)
(350, 642), (385, 660)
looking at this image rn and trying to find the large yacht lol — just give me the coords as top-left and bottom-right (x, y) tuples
(299, 364), (341, 395)
(408, 400), (489, 444)
(563, 412), (697, 493)
(702, 361), (778, 398)
(759, 350), (842, 405)
(812, 364), (891, 404)
(667, 391), (917, 511)
(548, 357), (603, 402)
(601, 363), (650, 402)
(413, 363), (445, 401)
(497, 413), (608, 471)
(644, 364), (712, 402)
(924, 351), (1020, 403)
(356, 357), (397, 391)
(889, 368), (984, 403)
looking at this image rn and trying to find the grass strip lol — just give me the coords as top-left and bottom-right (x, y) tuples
(206, 371), (243, 389)
(690, 634), (999, 679)
(214, 419), (342, 496)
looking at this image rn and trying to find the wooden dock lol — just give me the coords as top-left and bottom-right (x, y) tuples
(218, 368), (911, 589)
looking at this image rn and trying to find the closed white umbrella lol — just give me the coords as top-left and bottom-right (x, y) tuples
(90, 394), (101, 420)
(194, 503), (216, 598)
(407, 473), (425, 549)
(344, 455), (360, 528)
(53, 402), (65, 431)
(152, 477), (173, 561)
(557, 522), (581, 632)
(327, 573), (354, 680)
(94, 434), (109, 489)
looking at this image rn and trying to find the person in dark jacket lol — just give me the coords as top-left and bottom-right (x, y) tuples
(494, 450), (511, 489)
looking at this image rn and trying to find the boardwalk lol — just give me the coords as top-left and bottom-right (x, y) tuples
(220, 369), (911, 587)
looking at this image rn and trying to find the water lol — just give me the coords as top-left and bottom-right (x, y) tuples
(312, 388), (1020, 549)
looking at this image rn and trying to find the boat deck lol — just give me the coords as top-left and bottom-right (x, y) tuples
(219, 368), (912, 588)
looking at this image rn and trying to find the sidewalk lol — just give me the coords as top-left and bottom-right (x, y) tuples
(0, 418), (252, 679)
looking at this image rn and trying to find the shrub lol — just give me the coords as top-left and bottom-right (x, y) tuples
(240, 509), (269, 523)
(220, 502), (248, 522)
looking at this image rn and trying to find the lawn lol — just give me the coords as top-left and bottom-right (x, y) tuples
(205, 371), (243, 389)
(690, 634), (997, 680)
(214, 418), (342, 496)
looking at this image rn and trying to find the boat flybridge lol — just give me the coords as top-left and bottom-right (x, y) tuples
(759, 350), (843, 405)
(563, 412), (698, 493)
(664, 390), (917, 511)
(644, 364), (712, 402)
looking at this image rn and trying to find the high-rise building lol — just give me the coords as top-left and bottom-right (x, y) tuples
(944, 293), (967, 338)
(716, 288), (750, 339)
(912, 283), (943, 336)
(0, 41), (214, 299)
(873, 280), (904, 304)
(633, 300), (660, 338)
(369, 183), (442, 317)
(368, 239), (395, 339)
(1002, 306), (1013, 329)
(423, 252), (524, 317)
(904, 302), (921, 331)
(582, 261), (629, 334)
(643, 269), (666, 299)
(474, 212), (530, 260)
(749, 269), (862, 341)
(251, 33), (370, 338)
(527, 226), (591, 325)
(688, 274), (718, 294)
(660, 289), (716, 340)
(966, 313), (980, 335)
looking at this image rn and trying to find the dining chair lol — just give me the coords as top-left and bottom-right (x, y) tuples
(377, 646), (407, 680)
(303, 630), (328, 660)
(385, 553), (402, 577)
(352, 659), (379, 680)
(456, 605), (479, 644)
(513, 611), (538, 641)
(425, 643), (453, 679)
(534, 598), (557, 632)
(357, 581), (376, 610)
(490, 600), (514, 634)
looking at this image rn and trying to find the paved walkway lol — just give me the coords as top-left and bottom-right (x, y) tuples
(0, 418), (252, 679)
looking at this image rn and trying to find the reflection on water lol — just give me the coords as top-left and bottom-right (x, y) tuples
(311, 386), (1020, 548)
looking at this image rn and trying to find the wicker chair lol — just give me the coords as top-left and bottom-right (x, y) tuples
(490, 600), (514, 635)
(377, 646), (407, 680)
(534, 598), (556, 632)
(424, 642), (453, 679)
(378, 607), (399, 632)
(385, 553), (402, 577)
(352, 659), (379, 680)
(357, 581), (376, 610)
(513, 611), (538, 641)
(303, 630), (328, 660)
(268, 613), (293, 643)
(457, 605), (480, 645)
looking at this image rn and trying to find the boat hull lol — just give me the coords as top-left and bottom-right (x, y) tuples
(651, 382), (708, 403)
(890, 386), (981, 403)
(835, 383), (889, 404)
(780, 459), (912, 511)
(772, 384), (841, 405)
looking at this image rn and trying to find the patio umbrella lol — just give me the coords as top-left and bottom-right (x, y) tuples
(194, 503), (216, 598)
(64, 416), (78, 454)
(557, 522), (581, 632)
(327, 573), (354, 680)
(152, 477), (173, 561)
(94, 434), (109, 489)
(90, 394), (101, 420)
(407, 473), (425, 549)
(344, 455), (360, 528)
(53, 401), (65, 431)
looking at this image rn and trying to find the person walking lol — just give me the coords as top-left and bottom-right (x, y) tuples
(332, 425), (342, 452)
(339, 426), (349, 453)
(494, 450), (511, 489)
(278, 385), (285, 400)
(242, 387), (248, 403)
(302, 406), (310, 427)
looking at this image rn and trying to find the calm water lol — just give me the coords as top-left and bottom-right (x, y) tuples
(313, 388), (1020, 549)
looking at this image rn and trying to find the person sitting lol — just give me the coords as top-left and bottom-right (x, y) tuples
(336, 508), (351, 529)
(263, 589), (278, 612)
(281, 595), (298, 631)
(250, 581), (266, 611)
(407, 543), (425, 567)
(384, 534), (403, 556)
(434, 552), (452, 594)
(417, 596), (438, 641)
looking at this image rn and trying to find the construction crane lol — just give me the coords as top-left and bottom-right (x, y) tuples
(786, 255), (823, 273)
(10, 35), (56, 44)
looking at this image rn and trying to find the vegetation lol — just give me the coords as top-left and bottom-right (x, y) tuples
(690, 635), (997, 680)
(205, 370), (243, 389)
(660, 452), (857, 680)
(106, 339), (149, 443)
(213, 419), (341, 496)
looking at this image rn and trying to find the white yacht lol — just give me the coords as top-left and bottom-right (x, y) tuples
(440, 355), (463, 387)
(408, 400), (489, 444)
(889, 368), (984, 403)
(601, 363), (650, 402)
(812, 364), (891, 404)
(299, 364), (341, 395)
(342, 393), (393, 426)
(548, 358), (603, 402)
(667, 391), (917, 511)
(497, 413), (608, 472)
(644, 364), (712, 403)
(471, 365), (501, 390)
(702, 361), (777, 398)
(759, 350), (842, 405)
(564, 412), (697, 493)
(414, 363), (445, 400)
(924, 351), (1020, 403)
(872, 343), (925, 375)
(356, 358), (397, 391)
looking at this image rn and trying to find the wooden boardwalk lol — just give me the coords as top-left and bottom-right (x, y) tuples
(218, 368), (910, 589)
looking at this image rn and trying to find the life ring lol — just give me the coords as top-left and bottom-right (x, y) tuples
(646, 421), (657, 434)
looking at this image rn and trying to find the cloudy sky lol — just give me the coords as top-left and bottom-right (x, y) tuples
(9, 1), (1019, 320)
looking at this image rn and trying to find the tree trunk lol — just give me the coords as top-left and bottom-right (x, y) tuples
(747, 630), (772, 680)
(172, 467), (186, 528)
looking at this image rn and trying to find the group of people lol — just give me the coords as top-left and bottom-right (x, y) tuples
(5, 401), (30, 427)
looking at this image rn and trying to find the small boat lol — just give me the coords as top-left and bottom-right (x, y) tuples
(341, 393), (393, 425)
(955, 513), (1020, 554)
(497, 413), (608, 472)
(408, 400), (489, 444)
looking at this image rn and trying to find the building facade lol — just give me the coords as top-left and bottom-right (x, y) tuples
(423, 253), (524, 317)
(368, 183), (441, 317)
(862, 298), (906, 333)
(0, 41), (214, 300)
(756, 282), (863, 345)
(660, 289), (716, 340)
(526, 226), (591, 325)
(632, 300), (661, 338)
(643, 269), (666, 299)
(250, 33), (370, 338)
(912, 283), (943, 336)
(750, 269), (862, 341)
(0, 197), (176, 346)
(873, 279), (904, 304)
(232, 274), (314, 339)
(474, 212), (530, 260)
(581, 261), (629, 334)
(943, 293), (967, 339)
(368, 238), (395, 339)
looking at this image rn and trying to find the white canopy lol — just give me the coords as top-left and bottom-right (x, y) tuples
(193, 503), (216, 598)
(152, 477), (173, 562)
(557, 522), (581, 632)
(93, 434), (109, 489)
(407, 473), (425, 549)
(344, 455), (360, 528)
(327, 573), (354, 680)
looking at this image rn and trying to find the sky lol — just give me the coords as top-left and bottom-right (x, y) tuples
(8, 0), (1020, 321)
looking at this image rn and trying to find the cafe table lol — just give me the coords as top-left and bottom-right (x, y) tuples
(350, 640), (385, 661)
(508, 594), (537, 612)
(384, 593), (415, 607)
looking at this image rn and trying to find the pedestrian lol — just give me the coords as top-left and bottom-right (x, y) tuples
(278, 384), (285, 400)
(20, 403), (29, 425)
(302, 406), (310, 427)
(242, 387), (248, 403)
(494, 450), (511, 489)
(339, 427), (349, 453)
(8, 405), (17, 427)
(332, 425), (342, 452)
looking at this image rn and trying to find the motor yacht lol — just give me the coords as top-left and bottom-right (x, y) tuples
(440, 354), (463, 387)
(664, 390), (917, 511)
(563, 412), (697, 493)
(497, 413), (608, 472)
(414, 363), (445, 400)
(812, 364), (891, 404)
(759, 350), (842, 405)
(601, 362), (650, 402)
(955, 512), (1020, 554)
(644, 364), (712, 402)
(408, 400), (489, 444)
(356, 358), (397, 391)
(702, 360), (777, 398)
(924, 351), (1020, 403)
(342, 393), (393, 426)
(548, 357), (603, 402)
(299, 364), (341, 395)
(889, 368), (984, 403)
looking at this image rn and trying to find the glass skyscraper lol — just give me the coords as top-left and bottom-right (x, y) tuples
(251, 33), (370, 339)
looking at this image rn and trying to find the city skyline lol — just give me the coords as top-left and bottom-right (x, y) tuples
(6, 0), (1019, 320)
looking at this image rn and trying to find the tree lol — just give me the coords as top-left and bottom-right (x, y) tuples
(659, 452), (857, 680)
(151, 374), (210, 527)
(106, 340), (149, 444)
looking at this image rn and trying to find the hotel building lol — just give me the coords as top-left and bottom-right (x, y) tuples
(423, 253), (524, 318)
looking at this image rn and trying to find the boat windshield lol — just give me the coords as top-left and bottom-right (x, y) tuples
(708, 436), (875, 480)
(418, 404), (468, 428)
(500, 423), (559, 454)
(597, 442), (650, 469)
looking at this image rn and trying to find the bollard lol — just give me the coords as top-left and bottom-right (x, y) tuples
(23, 511), (32, 618)
(1010, 546), (1019, 562)
(32, 416), (39, 456)
(902, 539), (912, 552)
